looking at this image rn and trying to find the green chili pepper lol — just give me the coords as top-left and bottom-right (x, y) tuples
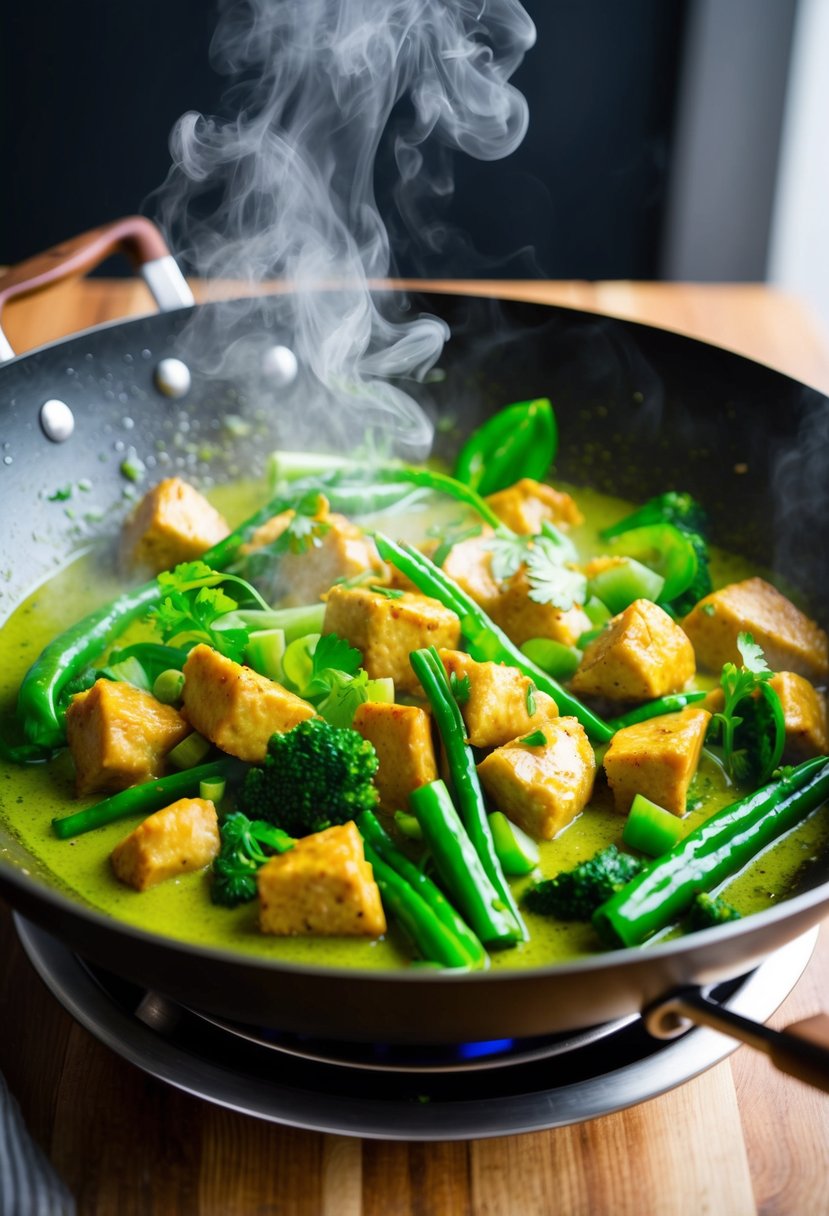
(375, 533), (613, 743)
(453, 398), (557, 496)
(593, 757), (829, 947)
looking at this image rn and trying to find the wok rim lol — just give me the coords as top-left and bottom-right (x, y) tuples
(1, 288), (828, 994)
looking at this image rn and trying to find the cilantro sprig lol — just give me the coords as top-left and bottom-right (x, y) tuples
(149, 561), (270, 661)
(485, 522), (586, 610)
(710, 632), (786, 785)
(288, 632), (380, 728)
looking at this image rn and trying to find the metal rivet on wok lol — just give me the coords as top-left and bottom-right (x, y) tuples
(262, 344), (298, 386)
(154, 357), (192, 399)
(39, 399), (75, 442)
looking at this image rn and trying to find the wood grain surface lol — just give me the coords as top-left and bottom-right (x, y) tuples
(1, 277), (828, 1216)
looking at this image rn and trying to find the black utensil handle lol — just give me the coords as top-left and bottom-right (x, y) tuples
(645, 987), (829, 1093)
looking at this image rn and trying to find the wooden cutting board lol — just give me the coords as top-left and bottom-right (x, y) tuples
(1, 279), (828, 1216)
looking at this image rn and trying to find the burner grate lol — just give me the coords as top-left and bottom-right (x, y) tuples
(14, 916), (817, 1141)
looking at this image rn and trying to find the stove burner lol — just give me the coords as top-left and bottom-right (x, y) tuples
(14, 916), (818, 1141)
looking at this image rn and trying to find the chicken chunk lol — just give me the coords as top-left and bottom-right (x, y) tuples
(477, 716), (595, 840)
(120, 477), (229, 574)
(438, 649), (558, 749)
(110, 797), (220, 892)
(352, 702), (438, 811)
(439, 530), (501, 612)
(241, 496), (383, 605)
(323, 586), (461, 694)
(682, 577), (829, 681)
(488, 566), (592, 649)
(182, 643), (315, 762)
(704, 671), (829, 761)
(257, 822), (386, 936)
(602, 706), (711, 816)
(570, 598), (696, 703)
(485, 477), (584, 534)
(66, 678), (189, 796)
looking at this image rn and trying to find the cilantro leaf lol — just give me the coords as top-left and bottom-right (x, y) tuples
(486, 535), (532, 581)
(710, 632), (784, 785)
(486, 528), (585, 610)
(149, 561), (266, 661)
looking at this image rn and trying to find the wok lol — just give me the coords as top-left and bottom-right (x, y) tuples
(1, 218), (829, 1084)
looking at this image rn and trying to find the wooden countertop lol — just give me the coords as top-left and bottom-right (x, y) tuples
(2, 278), (828, 1215)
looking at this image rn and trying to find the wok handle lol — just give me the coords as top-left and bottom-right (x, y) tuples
(0, 216), (194, 362)
(645, 988), (829, 1093)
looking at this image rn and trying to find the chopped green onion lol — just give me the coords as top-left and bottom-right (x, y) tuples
(393, 810), (424, 840)
(167, 732), (211, 770)
(199, 778), (227, 804)
(488, 811), (540, 876)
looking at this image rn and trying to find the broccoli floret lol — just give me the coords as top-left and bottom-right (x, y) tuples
(686, 891), (742, 932)
(211, 811), (295, 907)
(601, 491), (708, 542)
(240, 717), (379, 837)
(523, 845), (644, 921)
(670, 528), (713, 616)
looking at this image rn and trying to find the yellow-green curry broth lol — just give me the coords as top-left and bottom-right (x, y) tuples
(1, 480), (828, 971)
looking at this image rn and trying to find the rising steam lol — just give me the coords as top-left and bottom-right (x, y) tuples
(155, 0), (535, 458)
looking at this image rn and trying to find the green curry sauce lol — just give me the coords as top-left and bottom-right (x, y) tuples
(1, 481), (827, 971)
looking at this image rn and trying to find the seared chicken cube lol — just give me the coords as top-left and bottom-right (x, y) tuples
(352, 702), (438, 812)
(682, 577), (829, 681)
(257, 822), (386, 936)
(486, 477), (584, 534)
(477, 716), (595, 840)
(182, 643), (315, 762)
(602, 706), (711, 816)
(66, 678), (189, 796)
(120, 477), (229, 574)
(242, 496), (383, 605)
(323, 586), (461, 694)
(438, 649), (558, 749)
(570, 598), (696, 703)
(110, 797), (220, 892)
(489, 566), (592, 649)
(439, 530), (501, 612)
(704, 671), (829, 761)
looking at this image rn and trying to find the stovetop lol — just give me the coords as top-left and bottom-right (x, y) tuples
(15, 915), (817, 1141)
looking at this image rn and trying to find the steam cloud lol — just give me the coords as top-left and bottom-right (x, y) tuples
(156, 0), (535, 458)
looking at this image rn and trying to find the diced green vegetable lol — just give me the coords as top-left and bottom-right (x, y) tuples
(588, 556), (665, 614)
(605, 522), (699, 605)
(519, 637), (582, 680)
(167, 731), (211, 771)
(245, 628), (286, 682)
(623, 793), (686, 856)
(488, 811), (540, 876)
(199, 777), (227, 804)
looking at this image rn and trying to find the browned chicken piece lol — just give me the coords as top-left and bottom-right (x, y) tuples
(240, 495), (383, 605)
(119, 477), (229, 574)
(323, 586), (461, 694)
(485, 477), (584, 534)
(352, 702), (438, 812)
(110, 797), (220, 892)
(66, 678), (189, 796)
(257, 822), (387, 936)
(570, 598), (696, 703)
(602, 706), (711, 816)
(182, 644), (315, 763)
(439, 530), (501, 612)
(488, 566), (592, 649)
(704, 671), (829, 761)
(438, 649), (558, 749)
(477, 716), (595, 840)
(682, 577), (829, 681)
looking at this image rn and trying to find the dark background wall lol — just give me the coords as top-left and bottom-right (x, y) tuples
(1, 1), (687, 279)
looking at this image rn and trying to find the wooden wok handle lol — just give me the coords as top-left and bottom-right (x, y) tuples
(0, 216), (194, 361)
(645, 990), (829, 1093)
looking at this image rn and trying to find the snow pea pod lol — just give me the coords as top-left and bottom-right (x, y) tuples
(453, 398), (557, 496)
